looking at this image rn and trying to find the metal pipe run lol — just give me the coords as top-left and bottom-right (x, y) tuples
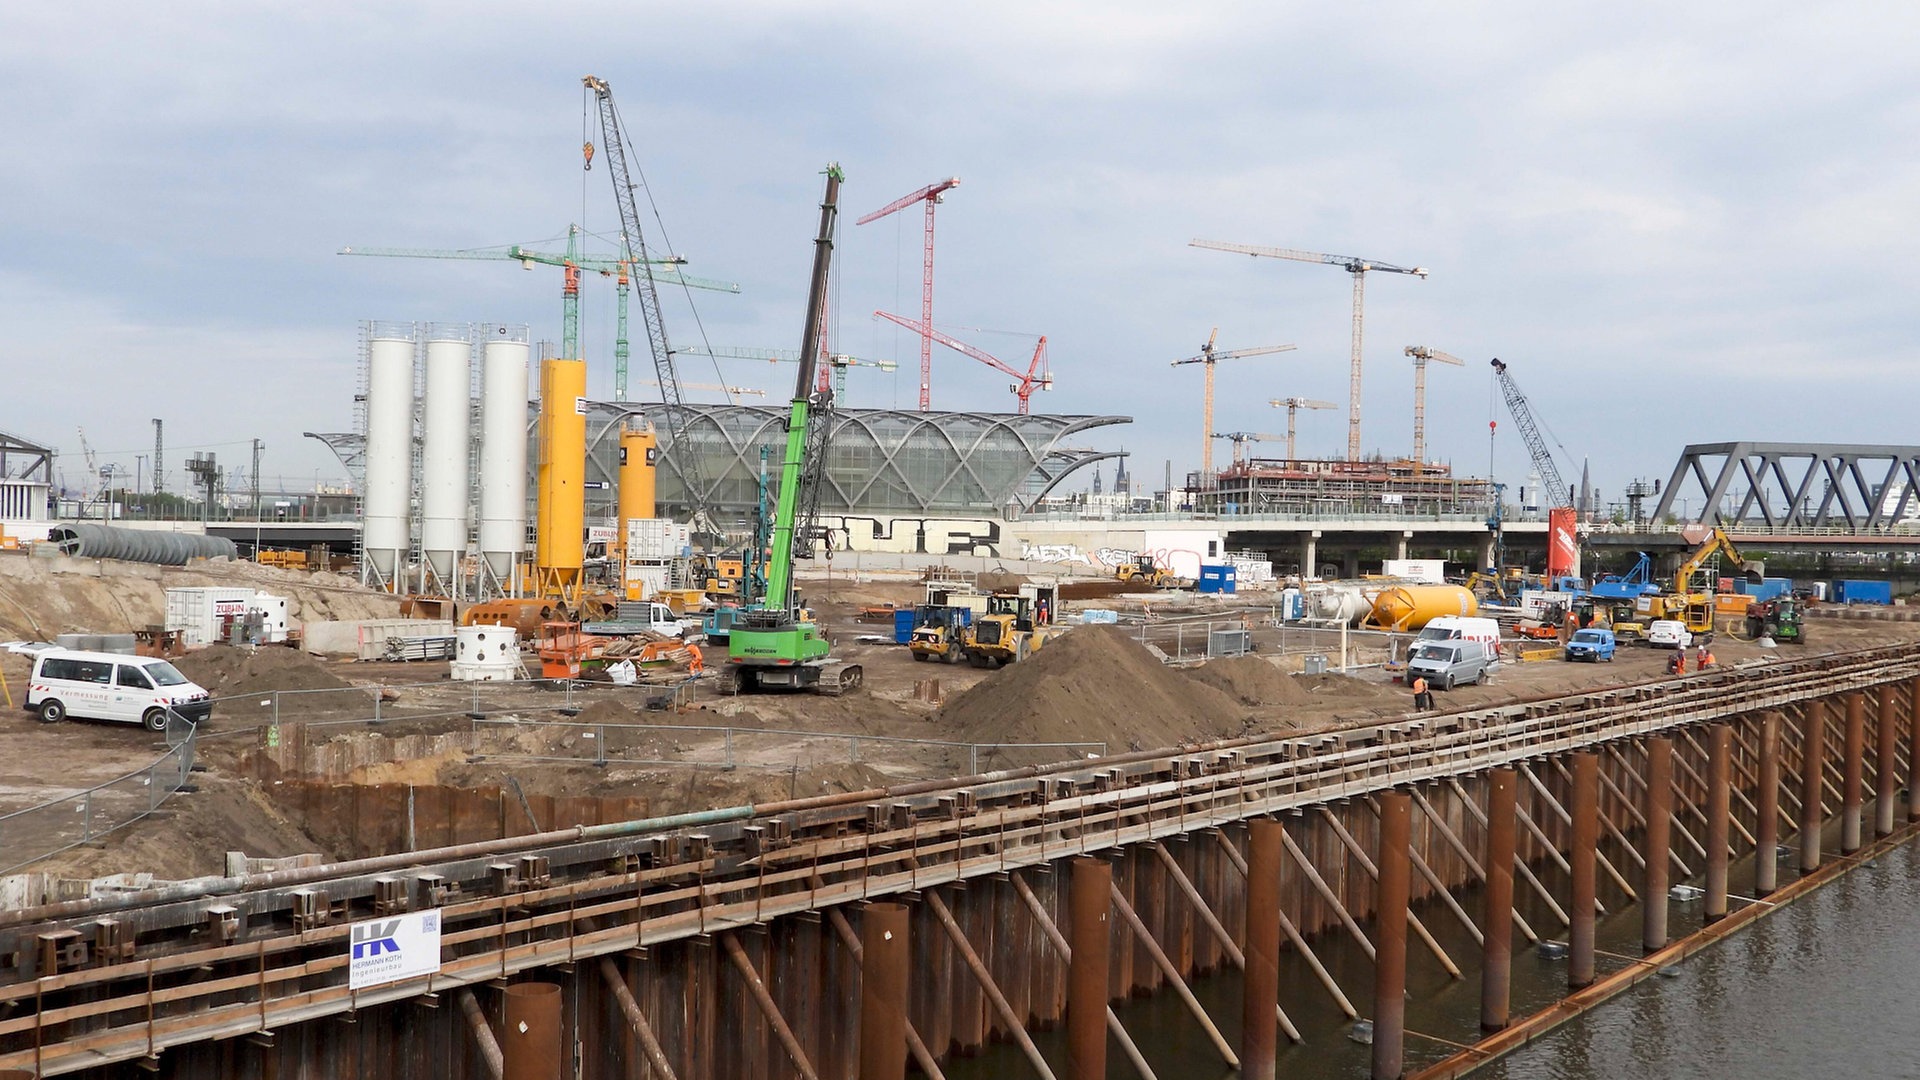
(1756, 714), (1781, 896)
(1068, 859), (1112, 1080)
(859, 903), (910, 1080)
(1481, 768), (1517, 1032)
(1705, 725), (1732, 922)
(1374, 790), (1413, 1080)
(458, 988), (505, 1080)
(1802, 701), (1827, 872)
(1568, 752), (1599, 989)
(1876, 684), (1899, 838)
(1843, 693), (1866, 854)
(1644, 737), (1674, 951)
(1243, 819), (1284, 1080)
(721, 932), (822, 1080)
(502, 982), (562, 1080)
(597, 958), (679, 1080)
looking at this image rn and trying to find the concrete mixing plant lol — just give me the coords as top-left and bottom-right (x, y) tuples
(359, 323), (415, 593)
(419, 323), (473, 597)
(477, 327), (531, 597)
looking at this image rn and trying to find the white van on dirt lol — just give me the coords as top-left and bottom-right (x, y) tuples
(24, 650), (213, 731)
(1415, 615), (1504, 658)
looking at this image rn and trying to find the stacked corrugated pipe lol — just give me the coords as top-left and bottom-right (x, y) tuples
(49, 524), (238, 566)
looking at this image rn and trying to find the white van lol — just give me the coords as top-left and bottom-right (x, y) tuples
(1416, 615), (1503, 658)
(25, 650), (213, 731)
(1406, 639), (1494, 691)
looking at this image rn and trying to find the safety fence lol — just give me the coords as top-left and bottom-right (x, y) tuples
(0, 712), (198, 874)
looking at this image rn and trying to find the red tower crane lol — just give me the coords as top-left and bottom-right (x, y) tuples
(857, 177), (960, 411)
(874, 311), (1051, 414)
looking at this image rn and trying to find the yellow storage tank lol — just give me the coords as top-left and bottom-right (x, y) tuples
(617, 426), (657, 531)
(1368, 585), (1479, 631)
(534, 358), (587, 598)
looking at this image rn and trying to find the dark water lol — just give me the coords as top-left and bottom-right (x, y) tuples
(938, 834), (1920, 1079)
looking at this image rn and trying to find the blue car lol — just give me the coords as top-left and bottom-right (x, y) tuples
(1564, 628), (1617, 662)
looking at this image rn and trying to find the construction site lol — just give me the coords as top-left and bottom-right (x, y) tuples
(7, 39), (1920, 1080)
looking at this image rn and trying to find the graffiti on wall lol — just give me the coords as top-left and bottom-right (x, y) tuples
(822, 516), (1002, 557)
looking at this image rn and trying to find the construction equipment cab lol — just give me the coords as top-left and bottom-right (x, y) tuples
(964, 585), (1057, 667)
(1115, 553), (1176, 588)
(908, 605), (974, 664)
(27, 649), (212, 731)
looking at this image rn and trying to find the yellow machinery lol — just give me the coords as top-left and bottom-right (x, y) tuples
(962, 586), (1058, 667)
(616, 425), (658, 601)
(1366, 584), (1478, 632)
(1114, 553), (1176, 588)
(1641, 527), (1755, 634)
(535, 357), (587, 604)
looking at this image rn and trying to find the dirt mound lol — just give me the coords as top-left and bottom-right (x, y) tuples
(173, 646), (374, 720)
(1185, 655), (1310, 707)
(938, 625), (1251, 754)
(1294, 672), (1403, 705)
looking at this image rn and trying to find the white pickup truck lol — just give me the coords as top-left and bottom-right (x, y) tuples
(585, 602), (698, 640)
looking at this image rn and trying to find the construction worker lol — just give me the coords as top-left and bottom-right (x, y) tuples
(1412, 674), (1433, 712)
(1666, 651), (1686, 676)
(686, 641), (705, 677)
(1698, 645), (1717, 669)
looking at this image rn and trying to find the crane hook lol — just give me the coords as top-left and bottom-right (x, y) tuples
(583, 141), (595, 171)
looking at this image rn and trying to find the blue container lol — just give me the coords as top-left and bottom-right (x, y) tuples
(893, 608), (918, 643)
(1197, 564), (1238, 595)
(1741, 578), (1792, 602)
(1835, 580), (1893, 605)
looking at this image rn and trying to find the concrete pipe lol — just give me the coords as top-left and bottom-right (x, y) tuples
(48, 523), (238, 566)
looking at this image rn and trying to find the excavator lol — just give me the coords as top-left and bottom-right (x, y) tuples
(722, 165), (863, 696)
(1640, 527), (1759, 635)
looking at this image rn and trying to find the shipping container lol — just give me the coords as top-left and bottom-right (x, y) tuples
(164, 587), (257, 646)
(1737, 578), (1793, 602)
(1834, 579), (1893, 605)
(1197, 565), (1238, 594)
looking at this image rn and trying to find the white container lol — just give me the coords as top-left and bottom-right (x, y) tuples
(478, 333), (531, 588)
(249, 593), (291, 644)
(362, 331), (415, 584)
(451, 624), (520, 682)
(625, 518), (691, 561)
(420, 330), (472, 590)
(165, 587), (257, 646)
(1382, 559), (1446, 585)
(353, 619), (456, 661)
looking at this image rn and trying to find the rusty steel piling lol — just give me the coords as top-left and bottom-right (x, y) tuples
(1243, 818), (1284, 1080)
(1910, 677), (1920, 822)
(1802, 702), (1826, 873)
(1481, 769), (1517, 1032)
(1373, 790), (1412, 1080)
(1843, 693), (1866, 854)
(1068, 858), (1112, 1080)
(1644, 737), (1674, 951)
(1705, 725), (1732, 922)
(1568, 752), (1599, 988)
(1876, 685), (1899, 838)
(458, 988), (505, 1080)
(1756, 714), (1781, 896)
(501, 982), (561, 1080)
(859, 903), (909, 1080)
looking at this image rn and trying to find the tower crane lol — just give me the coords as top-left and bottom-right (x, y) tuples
(1191, 238), (1426, 462)
(637, 381), (764, 398)
(678, 346), (897, 401)
(1402, 346), (1466, 473)
(1266, 397), (1337, 464)
(872, 312), (1051, 414)
(1170, 329), (1295, 485)
(340, 227), (740, 402)
(75, 427), (99, 502)
(856, 178), (960, 411)
(584, 73), (714, 528)
(1490, 358), (1571, 508)
(1210, 431), (1290, 468)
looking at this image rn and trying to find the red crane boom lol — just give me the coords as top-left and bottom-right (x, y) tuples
(874, 311), (1051, 414)
(857, 177), (960, 411)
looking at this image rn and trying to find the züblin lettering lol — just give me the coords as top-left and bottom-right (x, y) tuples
(351, 920), (402, 960)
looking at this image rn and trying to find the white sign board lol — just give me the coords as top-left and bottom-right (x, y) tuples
(349, 909), (442, 990)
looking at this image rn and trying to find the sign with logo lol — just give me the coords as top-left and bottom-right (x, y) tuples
(348, 909), (441, 990)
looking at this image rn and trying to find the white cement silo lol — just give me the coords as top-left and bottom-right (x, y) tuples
(478, 329), (531, 594)
(419, 325), (473, 594)
(361, 325), (416, 590)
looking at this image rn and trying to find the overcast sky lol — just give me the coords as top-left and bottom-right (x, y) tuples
(5, 2), (1917, 507)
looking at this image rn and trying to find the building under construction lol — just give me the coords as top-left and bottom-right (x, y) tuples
(1206, 456), (1492, 516)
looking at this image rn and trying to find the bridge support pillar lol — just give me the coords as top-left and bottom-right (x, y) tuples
(1705, 725), (1732, 922)
(1243, 820), (1283, 1080)
(1569, 752), (1599, 988)
(1876, 684), (1899, 838)
(1643, 737), (1673, 950)
(1373, 790), (1412, 1080)
(1343, 550), (1361, 579)
(1843, 693), (1866, 854)
(1910, 678), (1920, 822)
(860, 903), (910, 1080)
(1801, 701), (1827, 871)
(502, 983), (562, 1080)
(1392, 531), (1411, 561)
(1756, 714), (1781, 896)
(1475, 534), (1495, 572)
(1301, 531), (1320, 578)
(1481, 769), (1517, 1032)
(1068, 858), (1112, 1080)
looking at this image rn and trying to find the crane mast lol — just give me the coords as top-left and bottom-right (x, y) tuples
(1489, 358), (1570, 508)
(583, 74), (713, 528)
